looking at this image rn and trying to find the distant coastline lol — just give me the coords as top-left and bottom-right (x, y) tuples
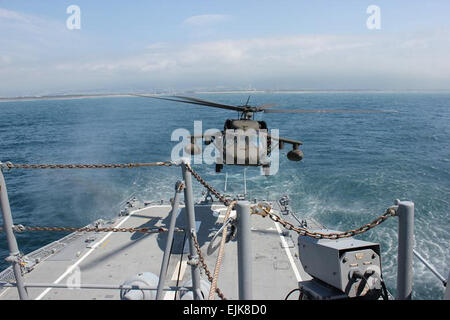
(1, 89), (450, 102)
(0, 93), (132, 103)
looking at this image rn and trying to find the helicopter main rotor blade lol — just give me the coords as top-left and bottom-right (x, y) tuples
(172, 96), (246, 111)
(135, 94), (246, 112)
(263, 109), (392, 114)
(134, 94), (394, 114)
(255, 104), (277, 111)
(134, 94), (245, 111)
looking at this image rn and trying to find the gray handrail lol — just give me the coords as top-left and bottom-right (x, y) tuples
(413, 249), (447, 286)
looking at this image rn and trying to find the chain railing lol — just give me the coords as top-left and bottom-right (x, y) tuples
(0, 161), (179, 237)
(1, 160), (399, 241)
(0, 225), (184, 234)
(185, 163), (232, 206)
(184, 163), (398, 240)
(0, 159), (404, 300)
(251, 202), (397, 239)
(0, 161), (173, 170)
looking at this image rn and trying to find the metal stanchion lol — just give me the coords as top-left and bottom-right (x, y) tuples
(156, 181), (183, 300)
(395, 200), (414, 300)
(236, 201), (252, 299)
(181, 161), (202, 300)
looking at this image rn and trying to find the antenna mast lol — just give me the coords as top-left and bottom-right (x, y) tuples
(243, 168), (247, 198)
(224, 172), (228, 192)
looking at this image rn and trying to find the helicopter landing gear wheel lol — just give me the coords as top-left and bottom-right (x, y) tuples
(215, 164), (223, 173)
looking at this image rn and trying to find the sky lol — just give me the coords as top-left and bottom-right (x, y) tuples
(0, 0), (450, 96)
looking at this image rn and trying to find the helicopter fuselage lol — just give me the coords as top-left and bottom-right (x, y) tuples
(213, 119), (272, 170)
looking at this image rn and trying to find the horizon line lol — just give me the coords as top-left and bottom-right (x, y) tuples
(1, 89), (450, 102)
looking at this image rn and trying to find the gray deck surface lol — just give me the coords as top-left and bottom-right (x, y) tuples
(0, 200), (318, 300)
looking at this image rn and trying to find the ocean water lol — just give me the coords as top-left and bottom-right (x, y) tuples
(0, 92), (448, 299)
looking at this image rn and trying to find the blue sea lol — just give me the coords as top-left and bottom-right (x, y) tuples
(0, 92), (449, 299)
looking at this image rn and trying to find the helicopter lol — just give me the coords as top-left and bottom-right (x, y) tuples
(135, 94), (385, 173)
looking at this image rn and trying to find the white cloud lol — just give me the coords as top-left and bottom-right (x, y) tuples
(0, 7), (67, 36)
(0, 7), (29, 22)
(146, 42), (170, 50)
(1, 7), (450, 95)
(183, 14), (230, 27)
(0, 55), (12, 65)
(0, 6), (83, 63)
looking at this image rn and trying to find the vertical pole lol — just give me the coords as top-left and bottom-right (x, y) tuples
(236, 201), (252, 299)
(444, 272), (450, 300)
(156, 181), (183, 300)
(0, 169), (29, 300)
(224, 172), (228, 192)
(395, 200), (414, 300)
(181, 162), (202, 300)
(243, 168), (247, 198)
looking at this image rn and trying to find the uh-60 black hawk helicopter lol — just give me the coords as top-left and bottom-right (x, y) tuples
(135, 94), (385, 174)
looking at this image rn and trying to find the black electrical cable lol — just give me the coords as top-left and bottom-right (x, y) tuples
(380, 279), (390, 300)
(284, 288), (303, 300)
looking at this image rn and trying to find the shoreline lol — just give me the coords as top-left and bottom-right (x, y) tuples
(1, 90), (449, 103)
